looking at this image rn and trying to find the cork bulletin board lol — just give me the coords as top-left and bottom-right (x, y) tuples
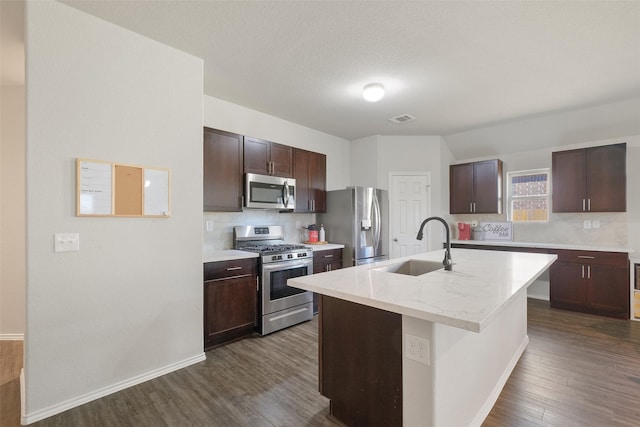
(77, 158), (170, 217)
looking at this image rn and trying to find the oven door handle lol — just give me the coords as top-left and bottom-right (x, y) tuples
(262, 259), (312, 273)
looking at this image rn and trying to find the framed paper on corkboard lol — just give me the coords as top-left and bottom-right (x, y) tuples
(76, 158), (171, 218)
(77, 159), (113, 215)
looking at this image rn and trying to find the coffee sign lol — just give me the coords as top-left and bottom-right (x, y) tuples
(479, 222), (513, 241)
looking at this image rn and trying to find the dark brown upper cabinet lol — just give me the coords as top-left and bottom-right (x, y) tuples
(244, 136), (293, 178)
(450, 159), (503, 214)
(293, 148), (327, 213)
(552, 143), (626, 213)
(204, 127), (244, 212)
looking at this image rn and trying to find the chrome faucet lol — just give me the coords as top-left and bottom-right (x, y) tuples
(416, 216), (453, 271)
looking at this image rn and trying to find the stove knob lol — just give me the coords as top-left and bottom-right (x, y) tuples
(288, 254), (293, 259)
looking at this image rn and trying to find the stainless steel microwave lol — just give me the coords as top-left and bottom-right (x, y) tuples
(245, 173), (296, 210)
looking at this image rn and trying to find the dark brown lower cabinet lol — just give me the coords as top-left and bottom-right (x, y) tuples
(204, 258), (258, 349)
(550, 250), (630, 319)
(312, 249), (343, 314)
(319, 295), (402, 426)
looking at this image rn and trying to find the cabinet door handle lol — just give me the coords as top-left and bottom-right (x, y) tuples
(324, 254), (333, 258)
(578, 255), (595, 259)
(582, 199), (586, 211)
(256, 276), (259, 291)
(587, 198), (591, 211)
(581, 265), (585, 278)
(328, 264), (332, 271)
(473, 202), (476, 212)
(470, 203), (473, 213)
(226, 266), (243, 271)
(587, 265), (591, 279)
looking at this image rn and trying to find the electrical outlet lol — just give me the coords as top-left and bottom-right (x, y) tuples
(583, 220), (592, 229)
(405, 333), (430, 365)
(206, 221), (214, 232)
(592, 220), (600, 229)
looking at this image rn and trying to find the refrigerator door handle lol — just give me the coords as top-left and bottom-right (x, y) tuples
(372, 192), (381, 250)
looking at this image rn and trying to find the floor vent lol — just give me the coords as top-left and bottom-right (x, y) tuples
(388, 114), (416, 124)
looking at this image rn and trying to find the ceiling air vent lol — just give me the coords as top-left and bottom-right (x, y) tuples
(388, 114), (416, 124)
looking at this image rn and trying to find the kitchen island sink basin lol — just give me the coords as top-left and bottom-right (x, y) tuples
(374, 259), (443, 276)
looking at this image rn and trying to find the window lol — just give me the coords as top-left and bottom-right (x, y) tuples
(508, 169), (550, 222)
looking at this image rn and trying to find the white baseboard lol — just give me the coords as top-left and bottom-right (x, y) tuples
(0, 333), (24, 340)
(21, 352), (206, 425)
(469, 335), (529, 427)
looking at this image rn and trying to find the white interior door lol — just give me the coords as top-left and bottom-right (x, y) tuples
(389, 173), (430, 259)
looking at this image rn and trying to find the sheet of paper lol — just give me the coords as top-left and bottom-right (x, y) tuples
(79, 161), (112, 215)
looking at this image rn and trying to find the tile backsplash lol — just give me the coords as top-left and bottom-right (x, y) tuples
(450, 212), (628, 248)
(203, 210), (317, 250)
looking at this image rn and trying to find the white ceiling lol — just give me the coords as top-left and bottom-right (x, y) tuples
(10, 1), (640, 141)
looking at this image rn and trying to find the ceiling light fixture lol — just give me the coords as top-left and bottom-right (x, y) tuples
(362, 83), (385, 102)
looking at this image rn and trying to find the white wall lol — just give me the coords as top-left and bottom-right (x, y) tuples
(23, 1), (204, 422)
(351, 135), (449, 252)
(444, 97), (640, 160)
(202, 95), (350, 249)
(0, 85), (26, 338)
(350, 135), (380, 188)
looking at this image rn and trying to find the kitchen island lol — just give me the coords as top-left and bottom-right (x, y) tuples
(288, 248), (557, 427)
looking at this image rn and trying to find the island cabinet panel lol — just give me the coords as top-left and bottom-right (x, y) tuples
(450, 159), (503, 214)
(293, 148), (326, 213)
(319, 296), (402, 427)
(244, 136), (293, 178)
(549, 250), (629, 319)
(552, 143), (626, 213)
(203, 127), (244, 212)
(204, 258), (258, 349)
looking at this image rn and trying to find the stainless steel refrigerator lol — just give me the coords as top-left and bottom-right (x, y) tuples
(318, 187), (388, 266)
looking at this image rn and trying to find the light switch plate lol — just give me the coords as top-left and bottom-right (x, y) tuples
(54, 233), (80, 252)
(206, 221), (214, 232)
(592, 220), (600, 229)
(583, 220), (592, 229)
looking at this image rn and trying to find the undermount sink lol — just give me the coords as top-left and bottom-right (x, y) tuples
(374, 259), (443, 276)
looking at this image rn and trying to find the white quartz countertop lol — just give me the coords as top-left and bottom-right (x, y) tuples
(303, 243), (345, 251)
(289, 248), (557, 333)
(451, 239), (633, 253)
(203, 248), (258, 263)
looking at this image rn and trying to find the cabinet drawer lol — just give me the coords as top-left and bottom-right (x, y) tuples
(551, 250), (628, 267)
(314, 249), (342, 262)
(204, 257), (257, 281)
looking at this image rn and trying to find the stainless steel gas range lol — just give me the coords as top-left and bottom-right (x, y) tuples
(234, 225), (313, 335)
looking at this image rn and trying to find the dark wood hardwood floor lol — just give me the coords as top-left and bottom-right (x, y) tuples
(2, 299), (639, 426)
